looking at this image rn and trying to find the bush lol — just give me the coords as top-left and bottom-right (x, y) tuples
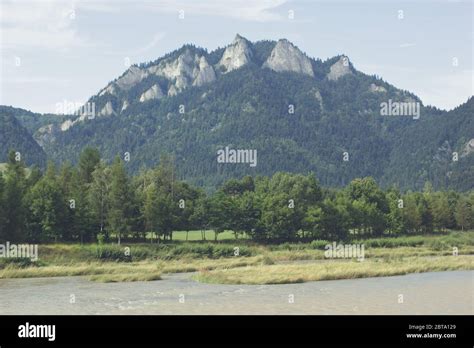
(213, 244), (238, 258)
(271, 243), (307, 251)
(310, 240), (331, 250)
(261, 255), (275, 265)
(166, 244), (213, 258)
(95, 245), (132, 262)
(427, 240), (449, 251)
(356, 236), (424, 248)
(435, 232), (473, 247)
(0, 258), (41, 269)
(226, 245), (252, 257)
(165, 243), (253, 259)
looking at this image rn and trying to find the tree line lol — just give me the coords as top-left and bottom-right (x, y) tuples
(0, 148), (472, 244)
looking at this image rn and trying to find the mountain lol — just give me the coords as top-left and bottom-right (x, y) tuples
(4, 35), (473, 191)
(383, 97), (474, 191)
(0, 106), (70, 135)
(0, 112), (47, 167)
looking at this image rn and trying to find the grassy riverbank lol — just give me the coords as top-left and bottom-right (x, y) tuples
(0, 257), (266, 282)
(0, 231), (472, 283)
(193, 255), (473, 285)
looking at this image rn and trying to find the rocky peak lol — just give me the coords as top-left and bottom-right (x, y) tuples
(193, 56), (217, 86)
(121, 100), (129, 111)
(139, 84), (164, 102)
(167, 85), (178, 97)
(97, 66), (149, 99)
(262, 39), (314, 77)
(327, 56), (352, 81)
(98, 101), (114, 116)
(311, 88), (324, 110)
(218, 34), (253, 73)
(148, 48), (216, 91)
(98, 84), (116, 97)
(116, 66), (149, 90)
(461, 138), (474, 157)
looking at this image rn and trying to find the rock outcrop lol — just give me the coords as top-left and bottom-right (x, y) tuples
(148, 48), (216, 92)
(461, 138), (474, 157)
(193, 56), (217, 86)
(98, 101), (114, 116)
(139, 84), (164, 102)
(168, 85), (178, 97)
(369, 83), (387, 93)
(263, 39), (314, 77)
(327, 56), (352, 81)
(218, 34), (253, 73)
(121, 100), (129, 111)
(116, 66), (149, 90)
(99, 66), (148, 97)
(98, 84), (116, 96)
(312, 88), (323, 110)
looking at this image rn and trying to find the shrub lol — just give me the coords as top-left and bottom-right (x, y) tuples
(95, 245), (132, 262)
(0, 258), (41, 269)
(310, 240), (331, 250)
(356, 236), (424, 248)
(261, 255), (275, 265)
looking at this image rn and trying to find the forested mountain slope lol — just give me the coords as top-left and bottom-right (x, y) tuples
(2, 35), (472, 191)
(0, 113), (47, 167)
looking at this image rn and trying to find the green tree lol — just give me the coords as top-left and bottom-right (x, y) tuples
(189, 196), (210, 240)
(431, 193), (453, 232)
(143, 183), (160, 242)
(89, 162), (112, 239)
(26, 162), (68, 242)
(208, 191), (234, 241)
(107, 156), (133, 244)
(234, 190), (261, 238)
(27, 166), (43, 187)
(346, 177), (388, 236)
(58, 162), (76, 241)
(260, 193), (299, 241)
(154, 191), (174, 241)
(78, 147), (101, 184)
(172, 182), (201, 240)
(386, 189), (404, 235)
(3, 150), (27, 242)
(454, 196), (472, 231)
(319, 198), (349, 240)
(402, 193), (422, 234)
(0, 173), (5, 243)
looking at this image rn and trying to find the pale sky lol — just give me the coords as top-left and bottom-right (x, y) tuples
(1, 0), (472, 113)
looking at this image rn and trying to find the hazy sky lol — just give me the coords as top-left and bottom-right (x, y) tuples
(1, 0), (472, 113)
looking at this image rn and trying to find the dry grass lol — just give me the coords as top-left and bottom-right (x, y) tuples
(193, 255), (474, 285)
(1, 233), (472, 283)
(265, 245), (474, 262)
(160, 256), (263, 273)
(88, 271), (162, 283)
(0, 256), (265, 281)
(0, 261), (162, 279)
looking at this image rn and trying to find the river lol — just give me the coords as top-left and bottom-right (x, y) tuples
(0, 271), (472, 315)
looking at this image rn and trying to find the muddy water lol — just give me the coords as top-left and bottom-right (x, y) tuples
(0, 271), (472, 315)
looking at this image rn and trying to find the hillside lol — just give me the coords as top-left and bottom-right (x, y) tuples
(0, 113), (47, 167)
(0, 106), (70, 135)
(3, 35), (473, 191)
